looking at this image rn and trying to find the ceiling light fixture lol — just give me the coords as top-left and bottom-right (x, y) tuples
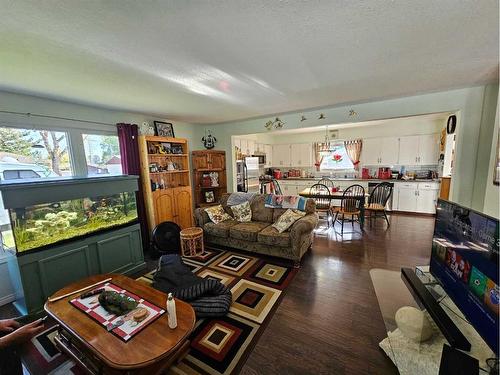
(319, 125), (331, 156)
(265, 117), (285, 131)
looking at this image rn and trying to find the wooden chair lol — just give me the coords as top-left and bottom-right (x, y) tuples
(310, 183), (333, 227)
(332, 184), (365, 234)
(318, 178), (334, 189)
(365, 182), (393, 226)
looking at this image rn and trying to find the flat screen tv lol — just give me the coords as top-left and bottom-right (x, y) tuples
(430, 199), (499, 355)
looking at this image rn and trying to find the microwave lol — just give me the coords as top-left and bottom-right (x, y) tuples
(253, 154), (266, 165)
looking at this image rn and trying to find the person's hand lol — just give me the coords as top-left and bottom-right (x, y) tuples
(0, 319), (45, 347)
(0, 319), (20, 333)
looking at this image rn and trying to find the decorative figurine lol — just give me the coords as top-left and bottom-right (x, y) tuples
(202, 130), (217, 149)
(209, 172), (219, 187)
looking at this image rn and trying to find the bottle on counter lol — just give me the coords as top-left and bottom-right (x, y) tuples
(167, 293), (177, 329)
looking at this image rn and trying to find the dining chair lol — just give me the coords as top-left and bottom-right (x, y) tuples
(310, 183), (333, 227)
(271, 178), (283, 195)
(332, 184), (365, 234)
(365, 182), (393, 226)
(317, 178), (334, 189)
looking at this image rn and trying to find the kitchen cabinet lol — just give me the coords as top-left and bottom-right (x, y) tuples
(398, 134), (439, 165)
(237, 139), (256, 156)
(396, 182), (439, 214)
(290, 143), (312, 167)
(362, 137), (399, 165)
(247, 140), (255, 156)
(272, 144), (291, 167)
(264, 144), (272, 168)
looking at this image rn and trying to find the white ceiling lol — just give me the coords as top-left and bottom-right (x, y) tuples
(0, 1), (498, 124)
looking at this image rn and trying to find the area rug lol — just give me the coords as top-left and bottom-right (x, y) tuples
(21, 246), (297, 375)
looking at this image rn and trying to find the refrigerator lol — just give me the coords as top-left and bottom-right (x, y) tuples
(236, 157), (260, 193)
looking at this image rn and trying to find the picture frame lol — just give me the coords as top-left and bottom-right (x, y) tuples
(205, 191), (215, 203)
(154, 121), (175, 138)
(171, 144), (183, 154)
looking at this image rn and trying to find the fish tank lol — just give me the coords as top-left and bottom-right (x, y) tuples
(9, 192), (138, 253)
(0, 175), (140, 255)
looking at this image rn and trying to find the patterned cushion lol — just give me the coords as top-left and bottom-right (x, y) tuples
(231, 201), (252, 222)
(257, 225), (290, 247)
(205, 205), (232, 224)
(272, 209), (306, 233)
(229, 221), (269, 242)
(272, 208), (288, 223)
(204, 219), (238, 238)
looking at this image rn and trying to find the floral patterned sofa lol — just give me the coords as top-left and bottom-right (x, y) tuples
(194, 194), (318, 266)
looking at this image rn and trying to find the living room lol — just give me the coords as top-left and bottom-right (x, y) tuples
(0, 2), (498, 374)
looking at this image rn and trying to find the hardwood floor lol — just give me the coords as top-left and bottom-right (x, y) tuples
(0, 213), (434, 374)
(240, 213), (435, 375)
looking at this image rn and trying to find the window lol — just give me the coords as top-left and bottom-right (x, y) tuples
(320, 143), (355, 171)
(0, 126), (72, 251)
(82, 134), (123, 176)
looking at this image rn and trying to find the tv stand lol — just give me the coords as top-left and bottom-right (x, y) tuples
(401, 267), (471, 351)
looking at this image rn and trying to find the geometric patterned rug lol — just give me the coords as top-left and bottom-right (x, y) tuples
(138, 246), (298, 374)
(21, 246), (297, 375)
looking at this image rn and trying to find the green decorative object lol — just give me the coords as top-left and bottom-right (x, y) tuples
(99, 291), (138, 315)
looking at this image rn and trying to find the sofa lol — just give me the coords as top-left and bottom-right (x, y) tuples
(194, 193), (318, 266)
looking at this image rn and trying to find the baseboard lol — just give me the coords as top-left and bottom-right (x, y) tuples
(0, 293), (16, 307)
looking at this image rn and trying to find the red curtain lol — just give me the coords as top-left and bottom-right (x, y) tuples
(117, 123), (149, 249)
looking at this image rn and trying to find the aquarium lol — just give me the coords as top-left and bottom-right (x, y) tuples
(9, 192), (138, 253)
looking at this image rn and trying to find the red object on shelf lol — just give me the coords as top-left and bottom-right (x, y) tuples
(273, 169), (282, 179)
(202, 175), (212, 187)
(362, 168), (370, 179)
(378, 167), (391, 179)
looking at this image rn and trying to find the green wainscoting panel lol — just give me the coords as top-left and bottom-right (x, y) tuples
(14, 223), (145, 314)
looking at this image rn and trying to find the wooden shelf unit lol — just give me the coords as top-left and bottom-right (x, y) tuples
(192, 150), (227, 208)
(139, 136), (193, 233)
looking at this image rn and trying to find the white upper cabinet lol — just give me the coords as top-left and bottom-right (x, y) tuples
(362, 137), (399, 165)
(290, 143), (312, 167)
(418, 134), (440, 165)
(272, 144), (291, 167)
(247, 140), (255, 155)
(398, 136), (420, 165)
(380, 137), (400, 165)
(398, 134), (439, 165)
(264, 144), (272, 167)
(361, 138), (380, 165)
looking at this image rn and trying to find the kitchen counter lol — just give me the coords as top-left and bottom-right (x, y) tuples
(277, 177), (440, 183)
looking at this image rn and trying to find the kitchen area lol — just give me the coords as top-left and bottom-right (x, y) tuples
(232, 113), (456, 215)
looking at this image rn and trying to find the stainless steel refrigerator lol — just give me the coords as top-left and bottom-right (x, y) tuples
(236, 157), (260, 193)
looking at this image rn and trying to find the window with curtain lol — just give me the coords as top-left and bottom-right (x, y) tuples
(320, 143), (355, 171)
(82, 134), (123, 176)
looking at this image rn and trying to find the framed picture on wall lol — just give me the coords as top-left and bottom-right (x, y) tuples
(205, 191), (215, 203)
(154, 121), (175, 137)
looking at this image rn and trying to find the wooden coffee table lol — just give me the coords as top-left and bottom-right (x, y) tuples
(45, 274), (196, 375)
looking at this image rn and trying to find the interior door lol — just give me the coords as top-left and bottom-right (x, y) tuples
(361, 138), (381, 165)
(154, 190), (176, 225)
(380, 137), (400, 165)
(418, 134), (440, 165)
(175, 187), (193, 228)
(398, 136), (419, 165)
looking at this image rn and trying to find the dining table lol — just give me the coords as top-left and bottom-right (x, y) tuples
(298, 187), (369, 229)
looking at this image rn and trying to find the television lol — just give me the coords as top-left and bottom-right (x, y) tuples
(430, 199), (499, 355)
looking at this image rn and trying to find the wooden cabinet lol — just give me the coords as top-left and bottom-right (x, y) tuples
(138, 136), (193, 233)
(192, 150), (227, 208)
(398, 134), (439, 165)
(272, 144), (291, 167)
(362, 137), (399, 165)
(290, 143), (312, 167)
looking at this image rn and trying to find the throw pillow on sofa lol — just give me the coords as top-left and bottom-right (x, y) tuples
(272, 209), (306, 233)
(231, 201), (252, 222)
(205, 205), (232, 224)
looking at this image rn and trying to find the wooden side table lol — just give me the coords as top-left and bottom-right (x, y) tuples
(180, 227), (204, 257)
